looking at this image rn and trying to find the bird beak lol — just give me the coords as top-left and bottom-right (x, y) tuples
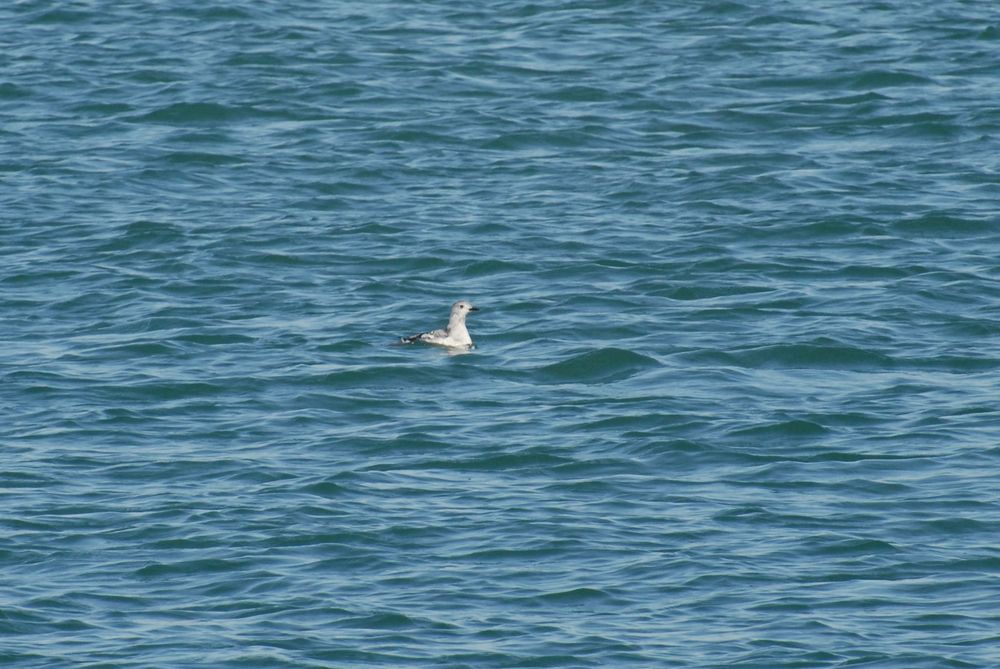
(469, 306), (479, 312)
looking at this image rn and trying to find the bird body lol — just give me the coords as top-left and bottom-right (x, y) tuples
(401, 300), (479, 349)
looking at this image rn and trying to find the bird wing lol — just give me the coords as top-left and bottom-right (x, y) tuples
(400, 327), (447, 344)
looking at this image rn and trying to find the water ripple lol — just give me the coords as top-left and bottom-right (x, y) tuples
(3, 0), (1000, 667)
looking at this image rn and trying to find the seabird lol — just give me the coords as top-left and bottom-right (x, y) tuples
(400, 300), (479, 350)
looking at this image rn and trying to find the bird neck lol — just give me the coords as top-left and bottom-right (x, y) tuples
(447, 314), (466, 332)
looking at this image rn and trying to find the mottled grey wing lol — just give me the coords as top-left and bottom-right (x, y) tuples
(400, 327), (446, 344)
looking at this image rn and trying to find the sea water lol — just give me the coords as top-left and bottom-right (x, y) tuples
(3, 1), (999, 667)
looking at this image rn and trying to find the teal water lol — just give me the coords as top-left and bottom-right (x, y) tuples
(3, 1), (1000, 667)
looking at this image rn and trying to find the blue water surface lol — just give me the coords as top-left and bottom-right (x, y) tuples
(3, 1), (1000, 667)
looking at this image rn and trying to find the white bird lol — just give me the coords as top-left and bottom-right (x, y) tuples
(400, 300), (479, 349)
